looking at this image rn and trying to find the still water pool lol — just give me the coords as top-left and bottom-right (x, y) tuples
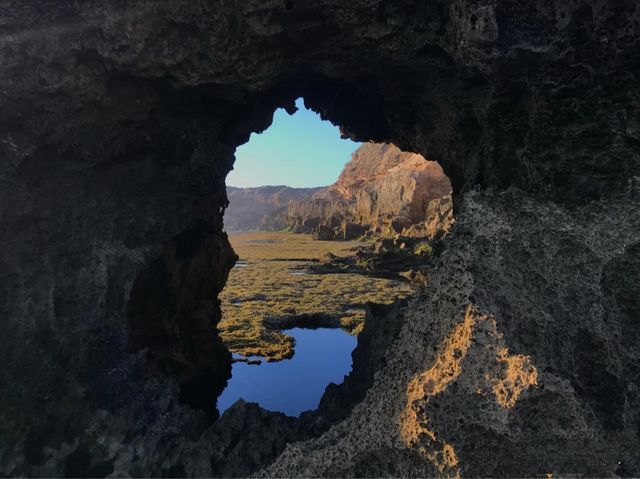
(217, 327), (357, 417)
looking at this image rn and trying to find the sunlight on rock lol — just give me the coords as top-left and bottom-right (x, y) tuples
(492, 347), (538, 409)
(400, 306), (539, 476)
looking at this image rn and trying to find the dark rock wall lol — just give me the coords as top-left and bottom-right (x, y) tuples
(263, 191), (640, 478)
(0, 0), (639, 476)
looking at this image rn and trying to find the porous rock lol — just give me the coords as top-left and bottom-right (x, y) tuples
(1, 1), (639, 477)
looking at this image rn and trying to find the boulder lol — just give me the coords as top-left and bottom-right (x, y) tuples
(291, 217), (322, 234)
(312, 225), (335, 241)
(342, 222), (367, 240)
(329, 215), (342, 228)
(375, 238), (395, 254)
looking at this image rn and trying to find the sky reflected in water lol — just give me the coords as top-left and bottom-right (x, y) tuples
(217, 327), (357, 417)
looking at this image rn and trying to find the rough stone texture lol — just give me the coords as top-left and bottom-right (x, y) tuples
(287, 198), (346, 233)
(403, 195), (455, 241)
(1, 0), (639, 477)
(284, 143), (452, 237)
(308, 301), (409, 428)
(341, 222), (368, 241)
(262, 190), (640, 477)
(327, 143), (451, 226)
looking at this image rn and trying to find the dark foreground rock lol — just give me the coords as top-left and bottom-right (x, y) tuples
(138, 297), (410, 478)
(1, 1), (639, 477)
(262, 190), (640, 478)
(310, 242), (435, 285)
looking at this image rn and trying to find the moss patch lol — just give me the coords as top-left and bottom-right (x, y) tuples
(218, 231), (412, 361)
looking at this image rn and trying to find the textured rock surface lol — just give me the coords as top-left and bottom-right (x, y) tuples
(1, 0), (639, 477)
(327, 143), (451, 226)
(403, 195), (455, 241)
(312, 224), (336, 241)
(262, 190), (640, 477)
(225, 185), (322, 231)
(285, 143), (452, 237)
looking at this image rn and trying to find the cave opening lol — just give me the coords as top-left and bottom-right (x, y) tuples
(217, 97), (454, 417)
(126, 90), (453, 425)
(219, 98), (364, 417)
(4, 3), (639, 476)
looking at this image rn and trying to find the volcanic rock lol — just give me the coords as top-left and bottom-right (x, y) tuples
(326, 143), (451, 228)
(1, 1), (639, 477)
(403, 195), (455, 241)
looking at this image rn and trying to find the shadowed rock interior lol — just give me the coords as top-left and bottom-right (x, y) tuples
(0, 1), (639, 477)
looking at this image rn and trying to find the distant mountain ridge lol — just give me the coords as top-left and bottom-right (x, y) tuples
(224, 185), (324, 231)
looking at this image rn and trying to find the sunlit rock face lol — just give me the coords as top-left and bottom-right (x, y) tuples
(1, 1), (639, 477)
(228, 143), (451, 238)
(284, 143), (452, 237)
(327, 143), (450, 221)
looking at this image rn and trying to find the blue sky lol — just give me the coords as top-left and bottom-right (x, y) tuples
(226, 98), (362, 188)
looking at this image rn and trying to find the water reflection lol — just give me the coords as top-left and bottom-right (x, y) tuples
(217, 327), (356, 417)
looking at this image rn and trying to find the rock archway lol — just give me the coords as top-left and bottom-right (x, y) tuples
(1, 1), (639, 477)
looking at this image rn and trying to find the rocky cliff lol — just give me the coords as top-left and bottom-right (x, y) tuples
(285, 143), (452, 238)
(1, 1), (639, 477)
(225, 185), (321, 231)
(226, 143), (451, 239)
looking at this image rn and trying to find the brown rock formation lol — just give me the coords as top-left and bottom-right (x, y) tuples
(286, 198), (346, 233)
(285, 143), (452, 238)
(1, 1), (639, 477)
(403, 195), (455, 241)
(263, 192), (640, 478)
(329, 143), (451, 222)
(341, 222), (368, 241)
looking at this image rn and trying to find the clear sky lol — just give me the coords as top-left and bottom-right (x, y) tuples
(226, 98), (361, 188)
